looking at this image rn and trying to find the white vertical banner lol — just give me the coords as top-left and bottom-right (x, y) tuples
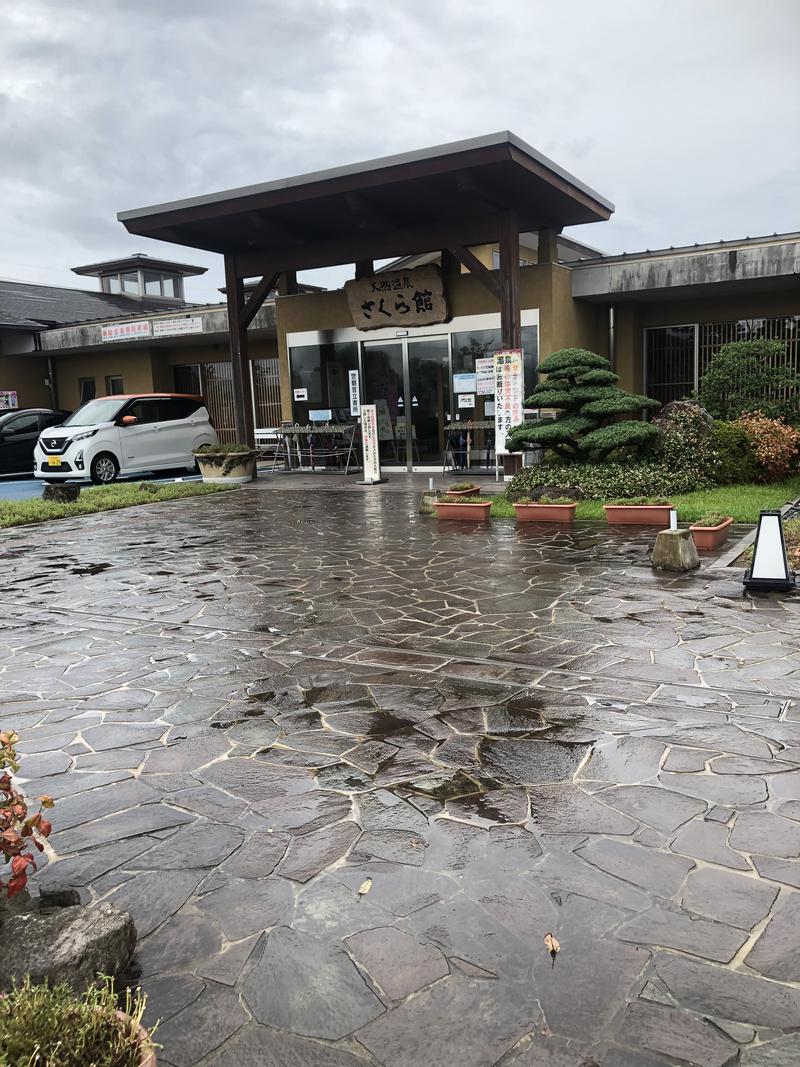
(360, 403), (382, 483)
(493, 349), (524, 455)
(349, 369), (361, 416)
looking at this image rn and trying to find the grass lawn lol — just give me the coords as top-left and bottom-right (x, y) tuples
(488, 475), (800, 523)
(0, 481), (237, 529)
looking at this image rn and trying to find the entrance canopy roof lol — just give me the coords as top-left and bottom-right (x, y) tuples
(118, 132), (614, 274)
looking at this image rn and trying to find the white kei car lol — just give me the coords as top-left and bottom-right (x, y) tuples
(34, 393), (217, 484)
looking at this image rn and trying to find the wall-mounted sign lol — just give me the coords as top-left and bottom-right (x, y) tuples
(344, 264), (448, 331)
(458, 393), (475, 409)
(101, 320), (152, 342)
(475, 356), (496, 395)
(309, 409), (332, 422)
(494, 349), (524, 455)
(349, 369), (361, 416)
(484, 399), (496, 417)
(360, 403), (382, 483)
(0, 391), (18, 411)
(152, 316), (204, 338)
(293, 387), (308, 401)
(453, 373), (476, 394)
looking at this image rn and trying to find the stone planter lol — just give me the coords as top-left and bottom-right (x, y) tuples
(434, 500), (492, 521)
(604, 504), (673, 526)
(690, 516), (733, 550)
(513, 502), (577, 523)
(194, 450), (257, 484)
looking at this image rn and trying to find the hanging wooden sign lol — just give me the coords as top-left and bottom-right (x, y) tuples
(344, 265), (448, 331)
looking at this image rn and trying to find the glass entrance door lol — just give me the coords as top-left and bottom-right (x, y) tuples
(406, 336), (450, 468)
(362, 336), (451, 469)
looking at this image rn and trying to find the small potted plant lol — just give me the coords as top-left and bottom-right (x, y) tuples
(443, 480), (480, 499)
(194, 442), (257, 484)
(603, 498), (673, 525)
(0, 977), (156, 1066)
(513, 495), (577, 523)
(690, 511), (733, 550)
(434, 493), (492, 521)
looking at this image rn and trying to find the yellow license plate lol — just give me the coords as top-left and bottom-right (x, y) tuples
(47, 456), (62, 467)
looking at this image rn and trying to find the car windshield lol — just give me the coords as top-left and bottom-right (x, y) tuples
(62, 399), (125, 427)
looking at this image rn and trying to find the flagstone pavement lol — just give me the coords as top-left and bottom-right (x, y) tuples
(4, 484), (800, 1066)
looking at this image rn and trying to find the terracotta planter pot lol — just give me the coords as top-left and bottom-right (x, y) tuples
(604, 504), (673, 526)
(513, 502), (577, 523)
(434, 500), (492, 521)
(690, 516), (733, 550)
(443, 487), (480, 499)
(194, 450), (257, 484)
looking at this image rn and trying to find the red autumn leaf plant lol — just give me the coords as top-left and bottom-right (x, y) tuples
(0, 731), (54, 899)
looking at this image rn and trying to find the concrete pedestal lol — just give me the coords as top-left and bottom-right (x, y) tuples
(651, 529), (700, 572)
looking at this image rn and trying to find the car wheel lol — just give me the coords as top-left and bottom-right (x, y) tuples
(90, 452), (119, 485)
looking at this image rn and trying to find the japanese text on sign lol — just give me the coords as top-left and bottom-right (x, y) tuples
(493, 349), (524, 455)
(349, 369), (361, 417)
(344, 265), (448, 331)
(360, 403), (382, 483)
(100, 320), (152, 342)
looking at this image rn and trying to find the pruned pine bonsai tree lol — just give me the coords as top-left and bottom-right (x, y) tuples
(506, 348), (661, 460)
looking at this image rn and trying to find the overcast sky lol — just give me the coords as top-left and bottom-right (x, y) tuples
(2, 0), (798, 302)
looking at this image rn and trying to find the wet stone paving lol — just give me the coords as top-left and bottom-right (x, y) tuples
(4, 485), (800, 1065)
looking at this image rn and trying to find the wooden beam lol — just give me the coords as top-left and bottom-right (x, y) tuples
(440, 250), (460, 277)
(344, 192), (396, 231)
(355, 260), (374, 279)
(239, 272), (279, 330)
(278, 271), (298, 296)
(450, 245), (501, 300)
(224, 254), (255, 447)
(498, 212), (521, 349)
(235, 213), (504, 277)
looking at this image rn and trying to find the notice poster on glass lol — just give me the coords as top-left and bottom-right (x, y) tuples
(349, 369), (360, 416)
(374, 397), (394, 441)
(453, 372), (476, 394)
(457, 393), (475, 409)
(475, 357), (495, 395)
(493, 349), (524, 455)
(360, 403), (382, 484)
(0, 391), (18, 411)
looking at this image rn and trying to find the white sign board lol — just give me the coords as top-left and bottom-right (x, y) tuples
(101, 320), (152, 342)
(453, 372), (476, 394)
(293, 388), (308, 401)
(475, 357), (496, 395)
(374, 398), (394, 441)
(152, 316), (204, 338)
(458, 393), (475, 409)
(360, 403), (382, 483)
(348, 369), (360, 416)
(493, 349), (524, 455)
(309, 409), (332, 422)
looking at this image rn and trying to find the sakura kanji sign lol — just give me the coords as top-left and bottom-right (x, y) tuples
(344, 265), (447, 331)
(493, 349), (524, 455)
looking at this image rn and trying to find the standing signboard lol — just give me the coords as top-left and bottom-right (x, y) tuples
(359, 403), (384, 484)
(493, 349), (524, 459)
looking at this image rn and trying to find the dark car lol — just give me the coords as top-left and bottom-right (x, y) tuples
(0, 408), (72, 475)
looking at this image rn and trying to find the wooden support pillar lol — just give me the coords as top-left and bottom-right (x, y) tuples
(537, 228), (560, 264)
(355, 259), (374, 279)
(440, 249), (460, 277)
(499, 211), (521, 349)
(224, 254), (255, 448)
(278, 270), (298, 296)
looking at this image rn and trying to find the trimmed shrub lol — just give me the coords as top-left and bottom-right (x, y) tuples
(710, 421), (760, 484)
(698, 339), (800, 420)
(735, 412), (800, 481)
(506, 348), (660, 460)
(506, 459), (706, 501)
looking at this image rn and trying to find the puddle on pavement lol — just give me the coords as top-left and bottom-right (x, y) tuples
(70, 563), (112, 576)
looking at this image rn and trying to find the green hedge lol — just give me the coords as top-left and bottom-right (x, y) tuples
(506, 459), (710, 501)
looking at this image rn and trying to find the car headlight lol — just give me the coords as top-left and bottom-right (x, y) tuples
(69, 429), (99, 444)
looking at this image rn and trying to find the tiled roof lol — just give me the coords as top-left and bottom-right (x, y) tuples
(0, 279), (196, 330)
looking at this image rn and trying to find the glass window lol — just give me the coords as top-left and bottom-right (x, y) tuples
(645, 326), (697, 405)
(105, 375), (124, 395)
(79, 378), (96, 404)
(125, 399), (161, 424)
(64, 398), (125, 426)
(161, 398), (199, 421)
(143, 271), (163, 296)
(288, 341), (358, 424)
(452, 324), (538, 405)
(4, 413), (39, 435)
(173, 364), (202, 395)
(106, 275), (122, 294)
(162, 276), (179, 298)
(121, 272), (140, 294)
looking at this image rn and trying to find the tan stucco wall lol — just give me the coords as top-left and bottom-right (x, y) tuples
(53, 348), (156, 409)
(0, 354), (51, 408)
